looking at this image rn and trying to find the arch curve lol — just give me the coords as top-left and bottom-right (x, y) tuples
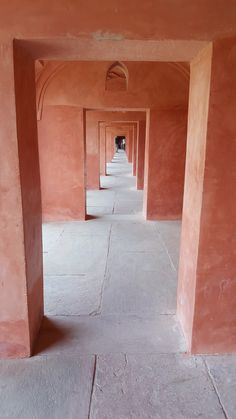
(105, 61), (128, 91)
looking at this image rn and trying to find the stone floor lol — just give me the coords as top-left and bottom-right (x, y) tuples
(0, 151), (235, 418)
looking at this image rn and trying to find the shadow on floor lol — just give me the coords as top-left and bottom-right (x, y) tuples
(85, 214), (98, 221)
(33, 317), (70, 355)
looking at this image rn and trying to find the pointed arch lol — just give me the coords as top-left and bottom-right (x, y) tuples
(105, 61), (128, 91)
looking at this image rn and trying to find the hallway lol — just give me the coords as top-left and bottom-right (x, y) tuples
(0, 151), (235, 418)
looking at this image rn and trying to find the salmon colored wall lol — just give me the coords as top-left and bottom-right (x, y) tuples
(14, 44), (44, 356)
(144, 109), (187, 219)
(178, 38), (236, 354)
(105, 128), (115, 162)
(85, 117), (100, 190)
(132, 124), (138, 176)
(0, 42), (43, 358)
(1, 2), (235, 43)
(136, 120), (146, 190)
(177, 46), (212, 352)
(42, 61), (189, 112)
(127, 126), (134, 163)
(99, 123), (106, 176)
(38, 105), (86, 221)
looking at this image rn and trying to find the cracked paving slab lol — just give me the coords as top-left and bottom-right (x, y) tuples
(0, 355), (95, 419)
(90, 353), (227, 419)
(34, 314), (186, 356)
(44, 273), (105, 316)
(203, 355), (236, 419)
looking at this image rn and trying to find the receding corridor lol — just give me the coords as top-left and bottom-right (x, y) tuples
(0, 151), (235, 418)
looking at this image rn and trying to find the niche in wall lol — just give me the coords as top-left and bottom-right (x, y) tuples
(105, 62), (128, 91)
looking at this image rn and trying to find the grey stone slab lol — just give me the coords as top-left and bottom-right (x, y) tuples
(115, 189), (143, 201)
(92, 213), (143, 222)
(102, 249), (177, 315)
(35, 314), (186, 356)
(110, 221), (163, 252)
(155, 221), (182, 270)
(102, 269), (177, 315)
(42, 222), (65, 253)
(86, 189), (115, 199)
(43, 234), (108, 275)
(61, 220), (111, 236)
(204, 355), (236, 419)
(90, 353), (225, 419)
(44, 273), (104, 316)
(86, 198), (115, 207)
(107, 248), (174, 275)
(0, 355), (94, 419)
(86, 206), (114, 215)
(113, 200), (143, 214)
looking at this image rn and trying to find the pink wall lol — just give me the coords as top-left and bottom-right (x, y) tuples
(132, 124), (138, 176)
(1, 2), (235, 43)
(85, 117), (100, 190)
(105, 128), (115, 162)
(99, 123), (106, 175)
(144, 109), (187, 220)
(41, 61), (189, 112)
(136, 120), (146, 189)
(0, 42), (43, 358)
(127, 126), (134, 163)
(38, 105), (86, 221)
(178, 38), (236, 354)
(14, 44), (44, 356)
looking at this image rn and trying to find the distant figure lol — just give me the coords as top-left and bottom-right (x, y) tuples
(115, 137), (120, 152)
(115, 136), (126, 152)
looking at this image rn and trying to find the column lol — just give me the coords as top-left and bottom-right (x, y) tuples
(136, 120), (146, 190)
(0, 41), (43, 358)
(132, 123), (138, 176)
(99, 123), (106, 176)
(177, 38), (236, 354)
(85, 117), (100, 190)
(38, 106), (86, 221)
(105, 127), (115, 162)
(143, 108), (187, 220)
(127, 126), (133, 163)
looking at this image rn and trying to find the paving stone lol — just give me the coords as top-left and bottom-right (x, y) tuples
(42, 222), (65, 253)
(155, 221), (182, 270)
(102, 269), (177, 315)
(44, 273), (104, 316)
(43, 234), (108, 275)
(35, 314), (186, 356)
(0, 355), (94, 419)
(115, 189), (143, 201)
(113, 200), (143, 214)
(110, 221), (163, 252)
(61, 220), (111, 236)
(106, 248), (174, 275)
(90, 353), (225, 419)
(204, 355), (236, 419)
(86, 206), (114, 216)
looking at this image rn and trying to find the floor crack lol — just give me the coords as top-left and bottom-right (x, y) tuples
(155, 224), (177, 273)
(88, 355), (97, 419)
(89, 224), (113, 316)
(203, 358), (228, 419)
